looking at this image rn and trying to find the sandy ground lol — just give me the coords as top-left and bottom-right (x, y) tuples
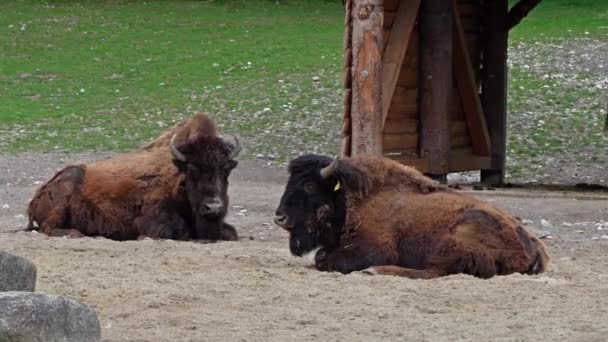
(1, 153), (608, 341)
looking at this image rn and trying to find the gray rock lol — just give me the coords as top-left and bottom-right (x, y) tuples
(531, 230), (552, 239)
(0, 292), (101, 342)
(0, 252), (37, 292)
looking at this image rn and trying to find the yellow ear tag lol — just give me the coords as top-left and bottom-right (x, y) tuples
(334, 181), (341, 191)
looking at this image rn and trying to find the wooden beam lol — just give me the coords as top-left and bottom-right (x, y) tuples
(419, 0), (453, 175)
(387, 150), (490, 174)
(453, 1), (491, 156)
(381, 0), (421, 128)
(604, 105), (608, 133)
(350, 0), (384, 156)
(480, 0), (509, 185)
(341, 0), (353, 157)
(506, 0), (542, 31)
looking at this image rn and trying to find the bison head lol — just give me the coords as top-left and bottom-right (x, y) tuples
(274, 154), (357, 256)
(169, 125), (240, 240)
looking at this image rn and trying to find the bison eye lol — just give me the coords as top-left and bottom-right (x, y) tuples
(304, 182), (316, 194)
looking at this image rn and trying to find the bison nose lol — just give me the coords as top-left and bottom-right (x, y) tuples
(274, 212), (289, 229)
(201, 198), (223, 215)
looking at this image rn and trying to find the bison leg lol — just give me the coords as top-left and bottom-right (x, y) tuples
(46, 228), (86, 239)
(28, 165), (85, 235)
(315, 240), (394, 275)
(220, 223), (238, 241)
(134, 206), (191, 240)
(361, 266), (444, 279)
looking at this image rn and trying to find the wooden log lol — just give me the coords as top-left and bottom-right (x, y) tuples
(382, 133), (418, 151)
(419, 0), (453, 175)
(350, 0), (384, 156)
(453, 0), (491, 156)
(381, 0), (421, 128)
(384, 118), (418, 134)
(480, 0), (508, 185)
(388, 103), (419, 119)
(342, 0), (353, 158)
(506, 0), (542, 31)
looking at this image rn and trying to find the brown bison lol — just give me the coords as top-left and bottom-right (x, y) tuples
(274, 154), (549, 278)
(27, 113), (241, 241)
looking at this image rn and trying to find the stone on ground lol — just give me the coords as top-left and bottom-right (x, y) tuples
(0, 292), (101, 342)
(0, 251), (37, 292)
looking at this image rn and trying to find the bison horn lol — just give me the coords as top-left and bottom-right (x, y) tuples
(223, 134), (242, 159)
(169, 134), (187, 162)
(320, 158), (339, 180)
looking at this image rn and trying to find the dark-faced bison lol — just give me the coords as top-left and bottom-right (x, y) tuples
(27, 113), (241, 241)
(274, 154), (549, 278)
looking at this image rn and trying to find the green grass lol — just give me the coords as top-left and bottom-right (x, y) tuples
(0, 0), (343, 154)
(509, 0), (608, 40)
(0, 0), (607, 178)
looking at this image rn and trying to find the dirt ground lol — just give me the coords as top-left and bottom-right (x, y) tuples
(1, 153), (607, 342)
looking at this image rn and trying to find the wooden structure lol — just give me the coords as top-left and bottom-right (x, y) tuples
(341, 0), (542, 184)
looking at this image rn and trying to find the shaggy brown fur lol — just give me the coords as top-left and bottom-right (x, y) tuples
(275, 154), (549, 279)
(27, 113), (240, 241)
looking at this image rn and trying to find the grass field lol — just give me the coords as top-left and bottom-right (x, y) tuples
(1, 0), (607, 181)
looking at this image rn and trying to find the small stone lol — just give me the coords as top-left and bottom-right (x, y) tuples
(591, 237), (599, 241)
(541, 219), (552, 227)
(534, 230), (552, 239)
(1, 204), (9, 209)
(312, 76), (320, 82)
(472, 184), (484, 191)
(0, 292), (101, 342)
(0, 252), (37, 292)
(522, 219), (534, 225)
(601, 235), (608, 240)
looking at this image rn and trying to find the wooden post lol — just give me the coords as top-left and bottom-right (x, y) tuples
(419, 0), (453, 179)
(350, 0), (383, 156)
(341, 0), (353, 157)
(480, 0), (509, 185)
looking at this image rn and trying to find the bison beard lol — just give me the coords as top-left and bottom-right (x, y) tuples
(27, 113), (240, 241)
(275, 154), (550, 279)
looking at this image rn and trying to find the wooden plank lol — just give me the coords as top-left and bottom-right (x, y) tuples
(419, 0), (454, 175)
(449, 148), (492, 172)
(384, 118), (418, 134)
(480, 0), (508, 185)
(387, 156), (430, 173)
(449, 120), (467, 137)
(397, 68), (417, 87)
(388, 103), (418, 119)
(341, 0), (353, 158)
(450, 133), (472, 148)
(384, 11), (396, 29)
(453, 0), (491, 156)
(382, 133), (418, 151)
(350, 0), (384, 156)
(384, 0), (399, 12)
(381, 0), (421, 128)
(391, 86), (418, 105)
(388, 149), (491, 173)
